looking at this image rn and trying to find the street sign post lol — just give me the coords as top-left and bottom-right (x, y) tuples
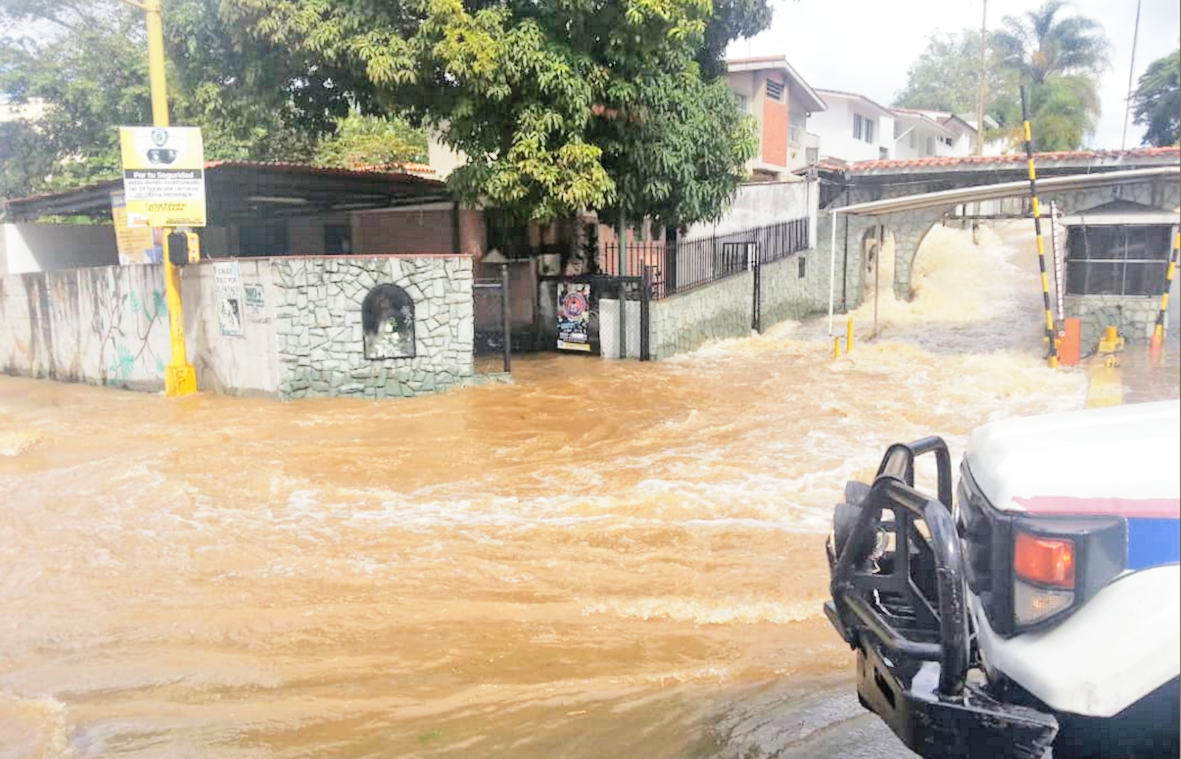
(118, 126), (206, 228)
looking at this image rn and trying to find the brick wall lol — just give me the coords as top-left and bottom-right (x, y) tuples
(761, 79), (788, 168)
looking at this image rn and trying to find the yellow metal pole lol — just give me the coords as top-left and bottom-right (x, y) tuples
(1020, 86), (1059, 370)
(846, 317), (853, 353)
(833, 336), (841, 360)
(1153, 229), (1179, 344)
(142, 0), (197, 396)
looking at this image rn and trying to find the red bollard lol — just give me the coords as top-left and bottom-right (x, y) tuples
(1059, 318), (1081, 367)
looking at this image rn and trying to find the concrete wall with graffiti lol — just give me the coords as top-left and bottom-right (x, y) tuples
(0, 261), (279, 394)
(0, 255), (478, 400)
(0, 265), (172, 390)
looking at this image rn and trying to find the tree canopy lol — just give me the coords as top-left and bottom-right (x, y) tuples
(1131, 49), (1180, 147)
(223, 0), (766, 228)
(991, 1), (1108, 150)
(313, 110), (428, 169)
(894, 1), (1110, 151)
(893, 30), (1017, 120)
(0, 0), (370, 199)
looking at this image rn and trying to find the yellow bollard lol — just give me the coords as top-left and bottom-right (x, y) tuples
(1097, 325), (1122, 355)
(833, 336), (841, 359)
(847, 317), (854, 354)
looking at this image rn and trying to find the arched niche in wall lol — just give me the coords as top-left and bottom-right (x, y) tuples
(362, 284), (415, 359)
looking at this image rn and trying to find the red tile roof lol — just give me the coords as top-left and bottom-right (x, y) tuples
(842, 146), (1181, 173)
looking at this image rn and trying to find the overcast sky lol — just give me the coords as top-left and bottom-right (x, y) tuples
(729, 0), (1180, 149)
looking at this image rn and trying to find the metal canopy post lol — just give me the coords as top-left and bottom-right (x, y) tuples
(875, 221), (884, 337)
(828, 209), (839, 335)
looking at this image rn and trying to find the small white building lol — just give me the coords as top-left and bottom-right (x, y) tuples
(891, 109), (1007, 159)
(725, 56), (827, 178)
(809, 90), (895, 164)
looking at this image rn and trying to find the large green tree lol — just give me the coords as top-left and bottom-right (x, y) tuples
(893, 30), (1018, 121)
(313, 110), (428, 169)
(223, 0), (765, 229)
(991, 0), (1109, 150)
(0, 0), (366, 199)
(1131, 49), (1180, 147)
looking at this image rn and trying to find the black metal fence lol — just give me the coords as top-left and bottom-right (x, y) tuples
(600, 217), (810, 299)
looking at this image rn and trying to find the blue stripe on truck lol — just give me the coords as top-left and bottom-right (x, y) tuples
(1127, 517), (1181, 570)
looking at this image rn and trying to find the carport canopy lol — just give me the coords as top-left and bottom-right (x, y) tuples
(0, 160), (451, 224)
(830, 166), (1180, 217)
(825, 165), (1181, 333)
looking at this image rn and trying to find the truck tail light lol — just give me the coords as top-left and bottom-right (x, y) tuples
(1013, 531), (1076, 626)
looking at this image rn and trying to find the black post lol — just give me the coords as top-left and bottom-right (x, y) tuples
(451, 201), (462, 254)
(500, 263), (512, 373)
(664, 226), (678, 297)
(640, 266), (651, 361)
(752, 254), (762, 333)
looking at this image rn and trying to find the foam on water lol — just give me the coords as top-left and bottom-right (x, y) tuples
(0, 221), (1122, 759)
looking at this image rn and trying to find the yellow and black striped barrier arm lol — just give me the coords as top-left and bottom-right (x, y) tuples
(1020, 86), (1059, 369)
(1154, 228), (1179, 342)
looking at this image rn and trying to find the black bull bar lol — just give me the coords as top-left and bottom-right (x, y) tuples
(824, 436), (1058, 759)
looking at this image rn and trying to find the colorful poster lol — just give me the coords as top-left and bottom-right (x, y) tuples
(110, 191), (162, 264)
(557, 282), (592, 352)
(214, 261), (243, 336)
(118, 126), (206, 228)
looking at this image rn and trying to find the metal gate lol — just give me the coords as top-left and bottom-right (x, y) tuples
(541, 271), (651, 360)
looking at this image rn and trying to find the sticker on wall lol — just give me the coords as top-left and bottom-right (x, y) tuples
(243, 282), (269, 325)
(110, 191), (163, 265)
(214, 261), (244, 336)
(557, 282), (592, 352)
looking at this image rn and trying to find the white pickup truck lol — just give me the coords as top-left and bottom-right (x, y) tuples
(825, 401), (1180, 758)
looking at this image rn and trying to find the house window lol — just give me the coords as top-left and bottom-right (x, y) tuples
(865, 118), (875, 144)
(926, 137), (935, 155)
(1066, 225), (1172, 296)
(853, 113), (864, 140)
(789, 108), (805, 146)
(765, 79), (784, 102)
(734, 92), (748, 114)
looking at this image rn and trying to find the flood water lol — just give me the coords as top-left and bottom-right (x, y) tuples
(0, 223), (1173, 758)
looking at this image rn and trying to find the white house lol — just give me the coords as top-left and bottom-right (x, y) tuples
(892, 109), (1008, 158)
(726, 56), (827, 177)
(809, 90), (895, 164)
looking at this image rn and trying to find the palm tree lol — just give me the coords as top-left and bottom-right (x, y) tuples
(992, 1), (1109, 84)
(990, 1), (1110, 149)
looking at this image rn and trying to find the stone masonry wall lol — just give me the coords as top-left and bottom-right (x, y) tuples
(271, 256), (474, 399)
(648, 272), (752, 360)
(759, 250), (830, 327)
(1064, 294), (1161, 347)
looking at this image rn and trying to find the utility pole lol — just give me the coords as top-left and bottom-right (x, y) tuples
(975, 0), (988, 157)
(120, 0), (197, 396)
(1121, 0), (1143, 150)
(972, 0), (988, 244)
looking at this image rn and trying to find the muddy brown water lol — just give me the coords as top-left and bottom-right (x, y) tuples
(0, 223), (1173, 758)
